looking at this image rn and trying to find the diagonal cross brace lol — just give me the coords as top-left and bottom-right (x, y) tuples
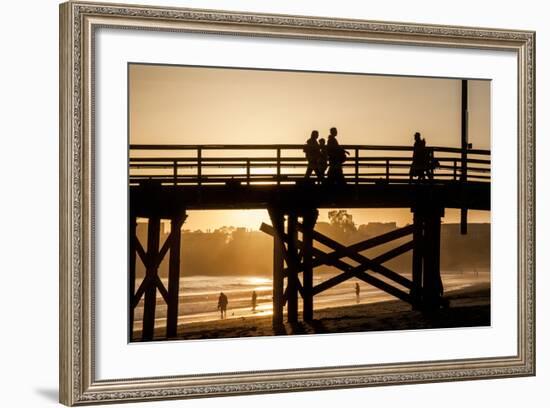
(132, 216), (186, 307)
(298, 225), (414, 289)
(260, 222), (413, 290)
(303, 223), (414, 266)
(260, 222), (413, 304)
(309, 244), (412, 302)
(308, 241), (414, 290)
(131, 275), (169, 309)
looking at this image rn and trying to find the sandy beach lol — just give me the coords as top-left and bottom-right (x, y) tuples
(132, 282), (490, 342)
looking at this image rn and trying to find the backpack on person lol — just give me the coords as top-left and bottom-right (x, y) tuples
(337, 146), (347, 164)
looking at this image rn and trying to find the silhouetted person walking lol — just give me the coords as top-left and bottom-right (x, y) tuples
(251, 290), (258, 312)
(303, 130), (321, 180)
(355, 282), (360, 304)
(327, 127), (349, 185)
(217, 292), (228, 319)
(409, 132), (427, 182)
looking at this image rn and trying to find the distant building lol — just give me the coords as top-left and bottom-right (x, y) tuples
(358, 222), (397, 237)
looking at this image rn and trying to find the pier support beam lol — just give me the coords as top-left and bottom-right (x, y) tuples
(130, 211), (187, 341)
(411, 211), (424, 308)
(129, 214), (137, 339)
(142, 216), (160, 341)
(166, 213), (188, 338)
(411, 205), (445, 311)
(423, 211), (443, 309)
(269, 208), (318, 326)
(269, 209), (285, 327)
(302, 210), (318, 321)
(286, 214), (299, 324)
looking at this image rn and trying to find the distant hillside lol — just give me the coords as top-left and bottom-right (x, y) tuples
(134, 222), (490, 278)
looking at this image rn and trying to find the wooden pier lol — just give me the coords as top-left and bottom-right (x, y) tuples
(128, 144), (490, 340)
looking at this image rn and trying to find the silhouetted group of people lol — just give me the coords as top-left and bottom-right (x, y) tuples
(303, 127), (349, 185)
(303, 129), (437, 184)
(409, 132), (439, 182)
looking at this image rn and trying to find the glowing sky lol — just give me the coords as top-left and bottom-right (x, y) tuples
(129, 64), (491, 230)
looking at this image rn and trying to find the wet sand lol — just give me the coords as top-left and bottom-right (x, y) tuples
(132, 283), (490, 342)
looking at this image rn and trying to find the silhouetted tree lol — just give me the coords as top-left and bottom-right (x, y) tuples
(328, 210), (357, 234)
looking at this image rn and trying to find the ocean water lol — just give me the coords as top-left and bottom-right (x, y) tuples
(132, 270), (490, 331)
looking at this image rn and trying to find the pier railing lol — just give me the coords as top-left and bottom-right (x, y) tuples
(129, 144), (490, 186)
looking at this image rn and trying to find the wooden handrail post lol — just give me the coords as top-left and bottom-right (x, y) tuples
(197, 147), (202, 187)
(453, 159), (457, 181)
(246, 159), (250, 185)
(355, 148), (359, 185)
(276, 148), (281, 185)
(386, 159), (390, 181)
(173, 160), (178, 186)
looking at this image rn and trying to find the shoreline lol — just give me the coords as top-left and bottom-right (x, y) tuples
(132, 282), (490, 342)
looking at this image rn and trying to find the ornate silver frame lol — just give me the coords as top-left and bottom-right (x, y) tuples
(59, 1), (535, 405)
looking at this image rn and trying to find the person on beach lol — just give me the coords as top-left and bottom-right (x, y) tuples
(355, 282), (360, 304)
(326, 127), (349, 185)
(251, 290), (258, 312)
(217, 292), (228, 319)
(303, 130), (321, 180)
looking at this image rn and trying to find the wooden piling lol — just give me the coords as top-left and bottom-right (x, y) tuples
(302, 211), (318, 321)
(411, 211), (423, 308)
(423, 210), (442, 309)
(129, 215), (137, 339)
(286, 214), (299, 324)
(269, 209), (285, 327)
(142, 216), (160, 341)
(166, 214), (186, 338)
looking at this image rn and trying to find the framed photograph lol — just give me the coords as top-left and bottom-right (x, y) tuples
(59, 1), (535, 405)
